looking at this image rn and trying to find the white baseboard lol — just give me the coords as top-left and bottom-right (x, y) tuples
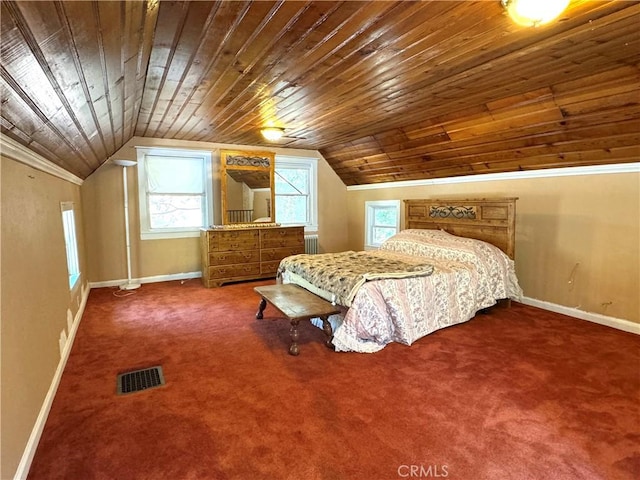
(88, 271), (202, 289)
(13, 271), (201, 477)
(14, 283), (91, 480)
(521, 296), (640, 335)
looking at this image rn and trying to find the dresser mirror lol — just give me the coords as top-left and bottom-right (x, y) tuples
(220, 150), (276, 225)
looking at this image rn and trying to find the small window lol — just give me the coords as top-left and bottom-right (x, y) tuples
(365, 200), (400, 249)
(136, 148), (213, 239)
(61, 202), (80, 289)
(274, 156), (318, 231)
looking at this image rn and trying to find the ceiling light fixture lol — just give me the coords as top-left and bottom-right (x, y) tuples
(501, 0), (570, 27)
(261, 127), (285, 142)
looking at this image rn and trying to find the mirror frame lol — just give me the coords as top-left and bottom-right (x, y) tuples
(220, 149), (276, 225)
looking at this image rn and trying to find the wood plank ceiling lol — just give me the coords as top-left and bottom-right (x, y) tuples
(1, 0), (639, 185)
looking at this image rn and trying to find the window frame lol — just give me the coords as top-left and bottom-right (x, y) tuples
(61, 202), (81, 290)
(274, 155), (318, 232)
(136, 147), (213, 240)
(364, 200), (401, 250)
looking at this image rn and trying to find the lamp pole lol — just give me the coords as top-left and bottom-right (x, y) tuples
(112, 159), (141, 290)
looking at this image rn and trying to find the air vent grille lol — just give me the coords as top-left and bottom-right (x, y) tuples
(117, 366), (165, 395)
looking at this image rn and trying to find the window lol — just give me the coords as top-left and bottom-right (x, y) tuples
(136, 147), (213, 239)
(61, 202), (80, 289)
(274, 156), (318, 231)
(365, 200), (400, 249)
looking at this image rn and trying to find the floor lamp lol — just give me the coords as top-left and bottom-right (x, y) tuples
(112, 159), (141, 290)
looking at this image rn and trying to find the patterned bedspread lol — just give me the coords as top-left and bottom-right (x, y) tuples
(279, 229), (523, 353)
(278, 251), (434, 307)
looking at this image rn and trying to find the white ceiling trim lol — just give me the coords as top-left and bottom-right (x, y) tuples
(0, 133), (84, 186)
(346, 163), (640, 191)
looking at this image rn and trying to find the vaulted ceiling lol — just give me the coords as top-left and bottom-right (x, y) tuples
(1, 1), (638, 185)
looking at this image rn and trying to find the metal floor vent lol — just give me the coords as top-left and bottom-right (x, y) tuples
(117, 366), (165, 395)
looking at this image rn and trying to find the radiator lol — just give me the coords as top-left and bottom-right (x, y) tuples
(304, 235), (319, 254)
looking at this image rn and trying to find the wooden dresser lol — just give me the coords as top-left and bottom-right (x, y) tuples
(200, 225), (305, 287)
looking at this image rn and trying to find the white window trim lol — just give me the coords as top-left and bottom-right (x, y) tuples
(136, 147), (213, 240)
(274, 155), (318, 233)
(364, 200), (401, 250)
(61, 201), (81, 290)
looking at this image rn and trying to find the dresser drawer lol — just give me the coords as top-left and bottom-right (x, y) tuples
(203, 231), (219, 251)
(217, 230), (260, 251)
(260, 227), (304, 248)
(260, 260), (282, 276)
(216, 229), (259, 241)
(206, 230), (259, 251)
(261, 246), (304, 263)
(208, 263), (261, 280)
(210, 250), (260, 266)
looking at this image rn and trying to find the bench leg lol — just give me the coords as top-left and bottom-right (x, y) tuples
(289, 320), (300, 356)
(256, 298), (267, 319)
(320, 316), (334, 350)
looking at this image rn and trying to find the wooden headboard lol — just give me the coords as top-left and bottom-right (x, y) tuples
(403, 198), (517, 259)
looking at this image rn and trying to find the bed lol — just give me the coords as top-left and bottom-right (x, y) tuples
(277, 198), (523, 353)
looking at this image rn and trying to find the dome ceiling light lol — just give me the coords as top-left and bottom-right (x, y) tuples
(261, 127), (285, 142)
(501, 0), (570, 27)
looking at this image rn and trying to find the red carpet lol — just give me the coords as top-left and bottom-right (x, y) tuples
(28, 280), (639, 480)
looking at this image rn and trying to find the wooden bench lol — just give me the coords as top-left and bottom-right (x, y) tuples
(254, 284), (341, 356)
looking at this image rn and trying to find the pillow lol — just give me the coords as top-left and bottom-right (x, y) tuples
(380, 228), (507, 264)
(380, 229), (463, 258)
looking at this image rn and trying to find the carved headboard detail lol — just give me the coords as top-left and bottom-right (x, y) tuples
(403, 198), (518, 259)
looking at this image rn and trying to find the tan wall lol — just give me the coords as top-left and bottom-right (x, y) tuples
(226, 175), (244, 210)
(346, 171), (640, 323)
(82, 137), (348, 283)
(1, 156), (88, 479)
(252, 190), (270, 220)
(317, 153), (349, 254)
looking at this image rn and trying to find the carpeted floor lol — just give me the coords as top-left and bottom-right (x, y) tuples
(28, 280), (639, 480)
